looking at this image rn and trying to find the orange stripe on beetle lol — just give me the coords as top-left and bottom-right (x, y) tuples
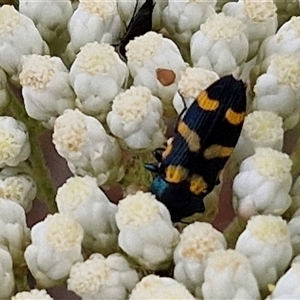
(190, 174), (207, 195)
(225, 108), (245, 125)
(197, 91), (219, 111)
(204, 145), (234, 159)
(165, 165), (188, 183)
(177, 121), (201, 152)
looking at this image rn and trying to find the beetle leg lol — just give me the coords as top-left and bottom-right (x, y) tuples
(144, 163), (160, 173)
(178, 89), (188, 117)
(174, 89), (188, 132)
(153, 147), (165, 162)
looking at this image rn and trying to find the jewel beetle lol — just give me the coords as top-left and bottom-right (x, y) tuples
(145, 75), (247, 222)
(119, 0), (155, 58)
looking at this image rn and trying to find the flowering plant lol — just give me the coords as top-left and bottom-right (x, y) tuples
(1, 1), (300, 299)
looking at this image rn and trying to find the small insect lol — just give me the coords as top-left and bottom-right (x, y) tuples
(119, 0), (155, 58)
(145, 75), (247, 222)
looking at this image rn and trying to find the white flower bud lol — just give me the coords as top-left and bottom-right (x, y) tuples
(253, 54), (300, 130)
(116, 191), (180, 271)
(266, 262), (300, 299)
(236, 215), (292, 291)
(66, 0), (122, 62)
(190, 13), (248, 77)
(19, 54), (76, 128)
(126, 31), (187, 116)
(0, 167), (37, 213)
(233, 147), (292, 220)
(202, 249), (260, 300)
(68, 253), (139, 300)
(25, 213), (84, 288)
(70, 42), (128, 121)
(223, 0), (277, 61)
(56, 176), (118, 255)
(107, 86), (165, 150)
(0, 5), (49, 80)
(0, 247), (15, 299)
(173, 222), (226, 298)
(19, 0), (73, 54)
(0, 116), (30, 168)
(234, 111), (284, 163)
(0, 198), (30, 265)
(257, 16), (300, 67)
(288, 207), (300, 257)
(12, 289), (53, 300)
(53, 109), (124, 186)
(162, 0), (216, 45)
(173, 67), (219, 115)
(129, 274), (195, 300)
(0, 68), (9, 112)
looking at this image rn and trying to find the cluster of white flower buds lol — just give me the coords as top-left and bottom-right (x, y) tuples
(0, 0), (300, 299)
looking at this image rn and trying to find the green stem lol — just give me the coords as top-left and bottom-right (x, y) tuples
(120, 151), (153, 189)
(8, 85), (57, 213)
(223, 216), (247, 249)
(291, 137), (300, 180)
(28, 132), (58, 213)
(14, 269), (30, 293)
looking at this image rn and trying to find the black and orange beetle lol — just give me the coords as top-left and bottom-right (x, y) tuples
(146, 75), (247, 222)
